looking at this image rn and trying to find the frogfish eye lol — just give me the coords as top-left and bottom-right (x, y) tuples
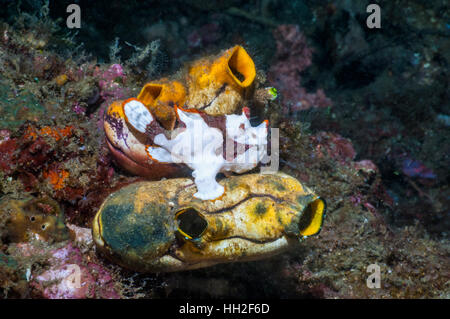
(299, 198), (326, 237)
(175, 208), (208, 240)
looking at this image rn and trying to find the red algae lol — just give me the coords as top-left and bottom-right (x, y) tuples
(268, 24), (332, 113)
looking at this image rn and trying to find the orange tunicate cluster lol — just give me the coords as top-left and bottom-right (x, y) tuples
(43, 168), (70, 190)
(24, 125), (75, 141)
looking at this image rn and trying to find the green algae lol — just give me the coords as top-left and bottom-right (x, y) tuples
(0, 78), (45, 129)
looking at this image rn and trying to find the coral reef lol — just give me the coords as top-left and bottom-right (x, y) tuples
(0, 0), (448, 299)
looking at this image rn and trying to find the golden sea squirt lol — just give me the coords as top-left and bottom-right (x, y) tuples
(185, 45), (256, 115)
(92, 172), (326, 272)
